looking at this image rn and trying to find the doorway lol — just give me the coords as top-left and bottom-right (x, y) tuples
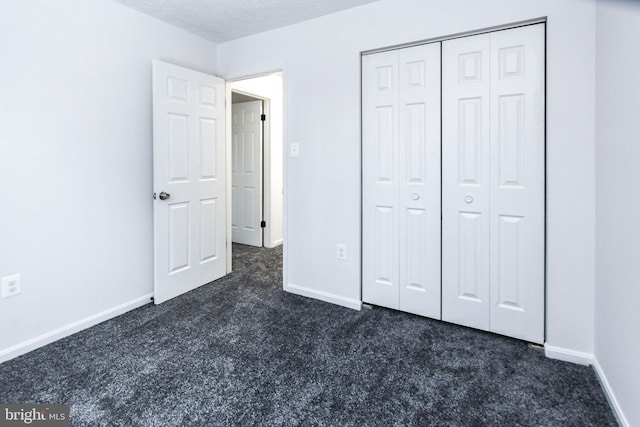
(228, 72), (284, 267)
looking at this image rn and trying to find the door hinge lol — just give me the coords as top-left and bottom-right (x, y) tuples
(261, 114), (266, 121)
(261, 220), (266, 228)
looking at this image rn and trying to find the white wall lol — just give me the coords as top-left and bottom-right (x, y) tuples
(595, 1), (640, 425)
(218, 0), (598, 354)
(0, 0), (217, 360)
(231, 74), (284, 248)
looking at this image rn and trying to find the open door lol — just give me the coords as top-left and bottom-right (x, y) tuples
(231, 100), (264, 247)
(152, 60), (227, 304)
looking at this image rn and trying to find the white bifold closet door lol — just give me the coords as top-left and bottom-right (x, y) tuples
(442, 24), (545, 343)
(362, 43), (442, 319)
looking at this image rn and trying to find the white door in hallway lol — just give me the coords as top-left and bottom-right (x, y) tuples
(442, 24), (545, 343)
(232, 100), (264, 247)
(152, 60), (227, 304)
(362, 42), (442, 319)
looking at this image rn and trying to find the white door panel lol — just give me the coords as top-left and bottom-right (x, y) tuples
(153, 60), (227, 304)
(363, 44), (441, 319)
(363, 50), (400, 310)
(398, 43), (441, 318)
(232, 101), (263, 247)
(442, 34), (492, 330)
(442, 24), (545, 343)
(489, 25), (545, 343)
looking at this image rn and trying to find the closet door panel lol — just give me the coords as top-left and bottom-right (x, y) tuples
(489, 25), (545, 344)
(364, 24), (545, 343)
(442, 34), (492, 331)
(398, 43), (442, 319)
(363, 43), (441, 317)
(362, 50), (401, 310)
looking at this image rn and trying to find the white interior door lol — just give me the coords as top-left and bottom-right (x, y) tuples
(152, 60), (227, 304)
(231, 100), (263, 247)
(362, 43), (441, 319)
(442, 24), (545, 343)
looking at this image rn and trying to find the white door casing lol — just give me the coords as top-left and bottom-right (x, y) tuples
(362, 43), (442, 319)
(442, 24), (545, 343)
(152, 60), (227, 304)
(231, 100), (264, 247)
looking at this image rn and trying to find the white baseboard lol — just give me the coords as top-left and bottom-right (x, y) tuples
(544, 344), (593, 366)
(592, 357), (631, 427)
(545, 345), (630, 426)
(285, 283), (362, 311)
(268, 239), (284, 248)
(0, 293), (153, 364)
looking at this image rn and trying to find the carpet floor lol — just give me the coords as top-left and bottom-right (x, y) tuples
(0, 244), (617, 426)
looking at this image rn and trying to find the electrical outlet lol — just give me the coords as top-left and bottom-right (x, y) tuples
(336, 244), (347, 260)
(1, 274), (22, 298)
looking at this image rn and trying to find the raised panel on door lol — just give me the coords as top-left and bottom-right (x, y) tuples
(152, 60), (227, 304)
(168, 202), (190, 273)
(199, 198), (218, 263)
(168, 113), (189, 182)
(489, 24), (545, 344)
(362, 50), (400, 310)
(231, 100), (263, 247)
(397, 43), (441, 319)
(442, 34), (491, 331)
(199, 118), (217, 179)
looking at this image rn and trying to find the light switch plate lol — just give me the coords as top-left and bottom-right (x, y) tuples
(290, 143), (300, 157)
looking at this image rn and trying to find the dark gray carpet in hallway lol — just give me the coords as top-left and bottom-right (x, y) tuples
(0, 244), (616, 426)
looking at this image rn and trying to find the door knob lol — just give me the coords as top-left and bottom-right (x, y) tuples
(159, 192), (171, 201)
(411, 193), (420, 200)
(464, 195), (473, 204)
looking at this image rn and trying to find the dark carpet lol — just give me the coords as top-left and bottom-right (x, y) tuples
(0, 244), (617, 426)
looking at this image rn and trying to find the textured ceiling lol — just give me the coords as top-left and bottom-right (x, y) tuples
(113, 0), (380, 43)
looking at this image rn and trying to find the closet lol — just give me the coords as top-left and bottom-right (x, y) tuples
(362, 23), (545, 344)
(362, 43), (442, 319)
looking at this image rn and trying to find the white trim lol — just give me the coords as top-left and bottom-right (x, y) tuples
(361, 17), (547, 55)
(543, 346), (629, 425)
(0, 294), (152, 364)
(544, 344), (593, 366)
(266, 238), (283, 248)
(282, 64), (288, 294)
(225, 81), (233, 274)
(592, 357), (631, 427)
(285, 283), (362, 311)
